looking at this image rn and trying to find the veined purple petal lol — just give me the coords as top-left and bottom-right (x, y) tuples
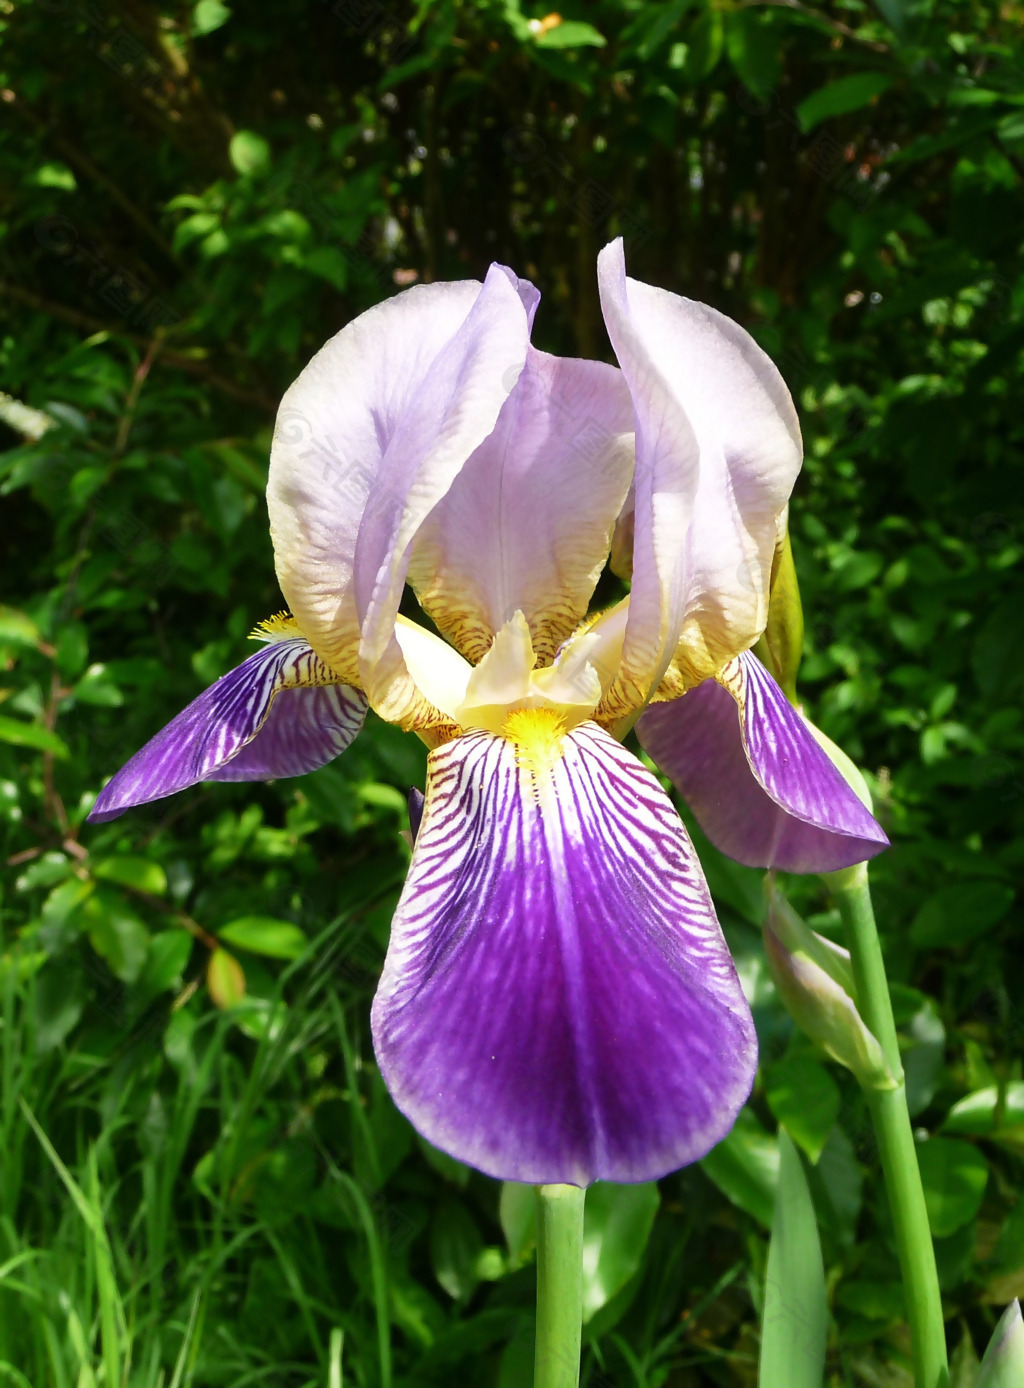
(371, 720), (756, 1185)
(89, 639), (366, 822)
(639, 650), (888, 873)
(407, 346), (634, 664)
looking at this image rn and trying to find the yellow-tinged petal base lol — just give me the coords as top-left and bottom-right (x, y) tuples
(501, 706), (567, 780)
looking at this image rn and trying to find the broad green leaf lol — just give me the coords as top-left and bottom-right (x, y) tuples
(725, 11), (781, 98)
(304, 246), (350, 291)
(0, 606), (40, 647)
(944, 1083), (1024, 1137)
(836, 1279), (904, 1320)
(683, 10), (723, 81)
(765, 1058), (841, 1164)
(207, 949), (246, 1009)
(229, 130), (270, 177)
(806, 1125), (862, 1250)
(16, 851), (72, 893)
(998, 112), (1024, 151)
(918, 1138), (989, 1238)
(581, 1182), (660, 1322)
(93, 855), (167, 897)
(193, 0), (231, 35)
(535, 20), (606, 48)
(759, 1132), (827, 1388)
(701, 1108), (779, 1229)
(0, 716), (69, 759)
(138, 929), (193, 997)
(38, 878), (95, 949)
(903, 996), (947, 1117)
(499, 1183), (536, 1268)
(797, 73), (894, 133)
(81, 889), (150, 984)
(56, 621), (88, 678)
(910, 882), (1014, 948)
(430, 1201), (483, 1301)
(34, 956), (86, 1052)
(229, 995), (287, 1043)
(73, 664), (124, 708)
(218, 916), (308, 959)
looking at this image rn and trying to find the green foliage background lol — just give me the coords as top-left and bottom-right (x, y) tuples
(1, 0), (1023, 1382)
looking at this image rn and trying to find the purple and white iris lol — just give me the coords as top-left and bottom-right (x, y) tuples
(89, 239), (887, 1186)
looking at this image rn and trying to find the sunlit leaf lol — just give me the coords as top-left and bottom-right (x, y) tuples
(581, 1182), (660, 1322)
(0, 716), (69, 758)
(93, 856), (167, 897)
(207, 949), (246, 1008)
(218, 916), (308, 960)
(797, 73), (894, 133)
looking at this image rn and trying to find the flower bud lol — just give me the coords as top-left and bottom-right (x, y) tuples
(764, 521), (804, 705)
(979, 1300), (1024, 1388)
(764, 881), (897, 1092)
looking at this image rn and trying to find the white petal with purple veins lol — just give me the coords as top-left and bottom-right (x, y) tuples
(371, 718), (756, 1185)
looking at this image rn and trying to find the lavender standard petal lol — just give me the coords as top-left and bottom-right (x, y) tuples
(371, 720), (756, 1186)
(407, 346), (634, 664)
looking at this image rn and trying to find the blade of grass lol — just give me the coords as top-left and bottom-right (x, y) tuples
(329, 1328), (344, 1388)
(20, 1099), (127, 1383)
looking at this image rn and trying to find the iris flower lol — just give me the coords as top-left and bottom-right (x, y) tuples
(90, 240), (886, 1186)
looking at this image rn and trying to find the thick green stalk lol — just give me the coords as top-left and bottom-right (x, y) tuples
(830, 864), (949, 1388)
(534, 1184), (585, 1388)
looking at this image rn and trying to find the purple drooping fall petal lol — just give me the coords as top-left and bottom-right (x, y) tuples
(639, 650), (889, 873)
(88, 638), (366, 822)
(407, 347), (634, 664)
(371, 720), (756, 1185)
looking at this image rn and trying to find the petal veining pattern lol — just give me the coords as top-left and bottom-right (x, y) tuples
(639, 650), (889, 872)
(89, 639), (366, 822)
(372, 720), (756, 1185)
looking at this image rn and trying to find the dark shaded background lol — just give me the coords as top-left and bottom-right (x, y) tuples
(1, 0), (1023, 1383)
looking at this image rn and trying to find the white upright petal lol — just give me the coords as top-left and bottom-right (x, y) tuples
(267, 267), (534, 722)
(407, 347), (634, 664)
(597, 238), (803, 711)
(354, 266), (538, 725)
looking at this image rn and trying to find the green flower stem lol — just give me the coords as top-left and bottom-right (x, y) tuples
(831, 863), (949, 1388)
(534, 1184), (585, 1388)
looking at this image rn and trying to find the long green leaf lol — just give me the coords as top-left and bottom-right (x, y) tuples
(759, 1131), (827, 1388)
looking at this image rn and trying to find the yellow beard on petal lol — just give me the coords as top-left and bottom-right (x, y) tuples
(250, 611), (301, 644)
(501, 706), (567, 781)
